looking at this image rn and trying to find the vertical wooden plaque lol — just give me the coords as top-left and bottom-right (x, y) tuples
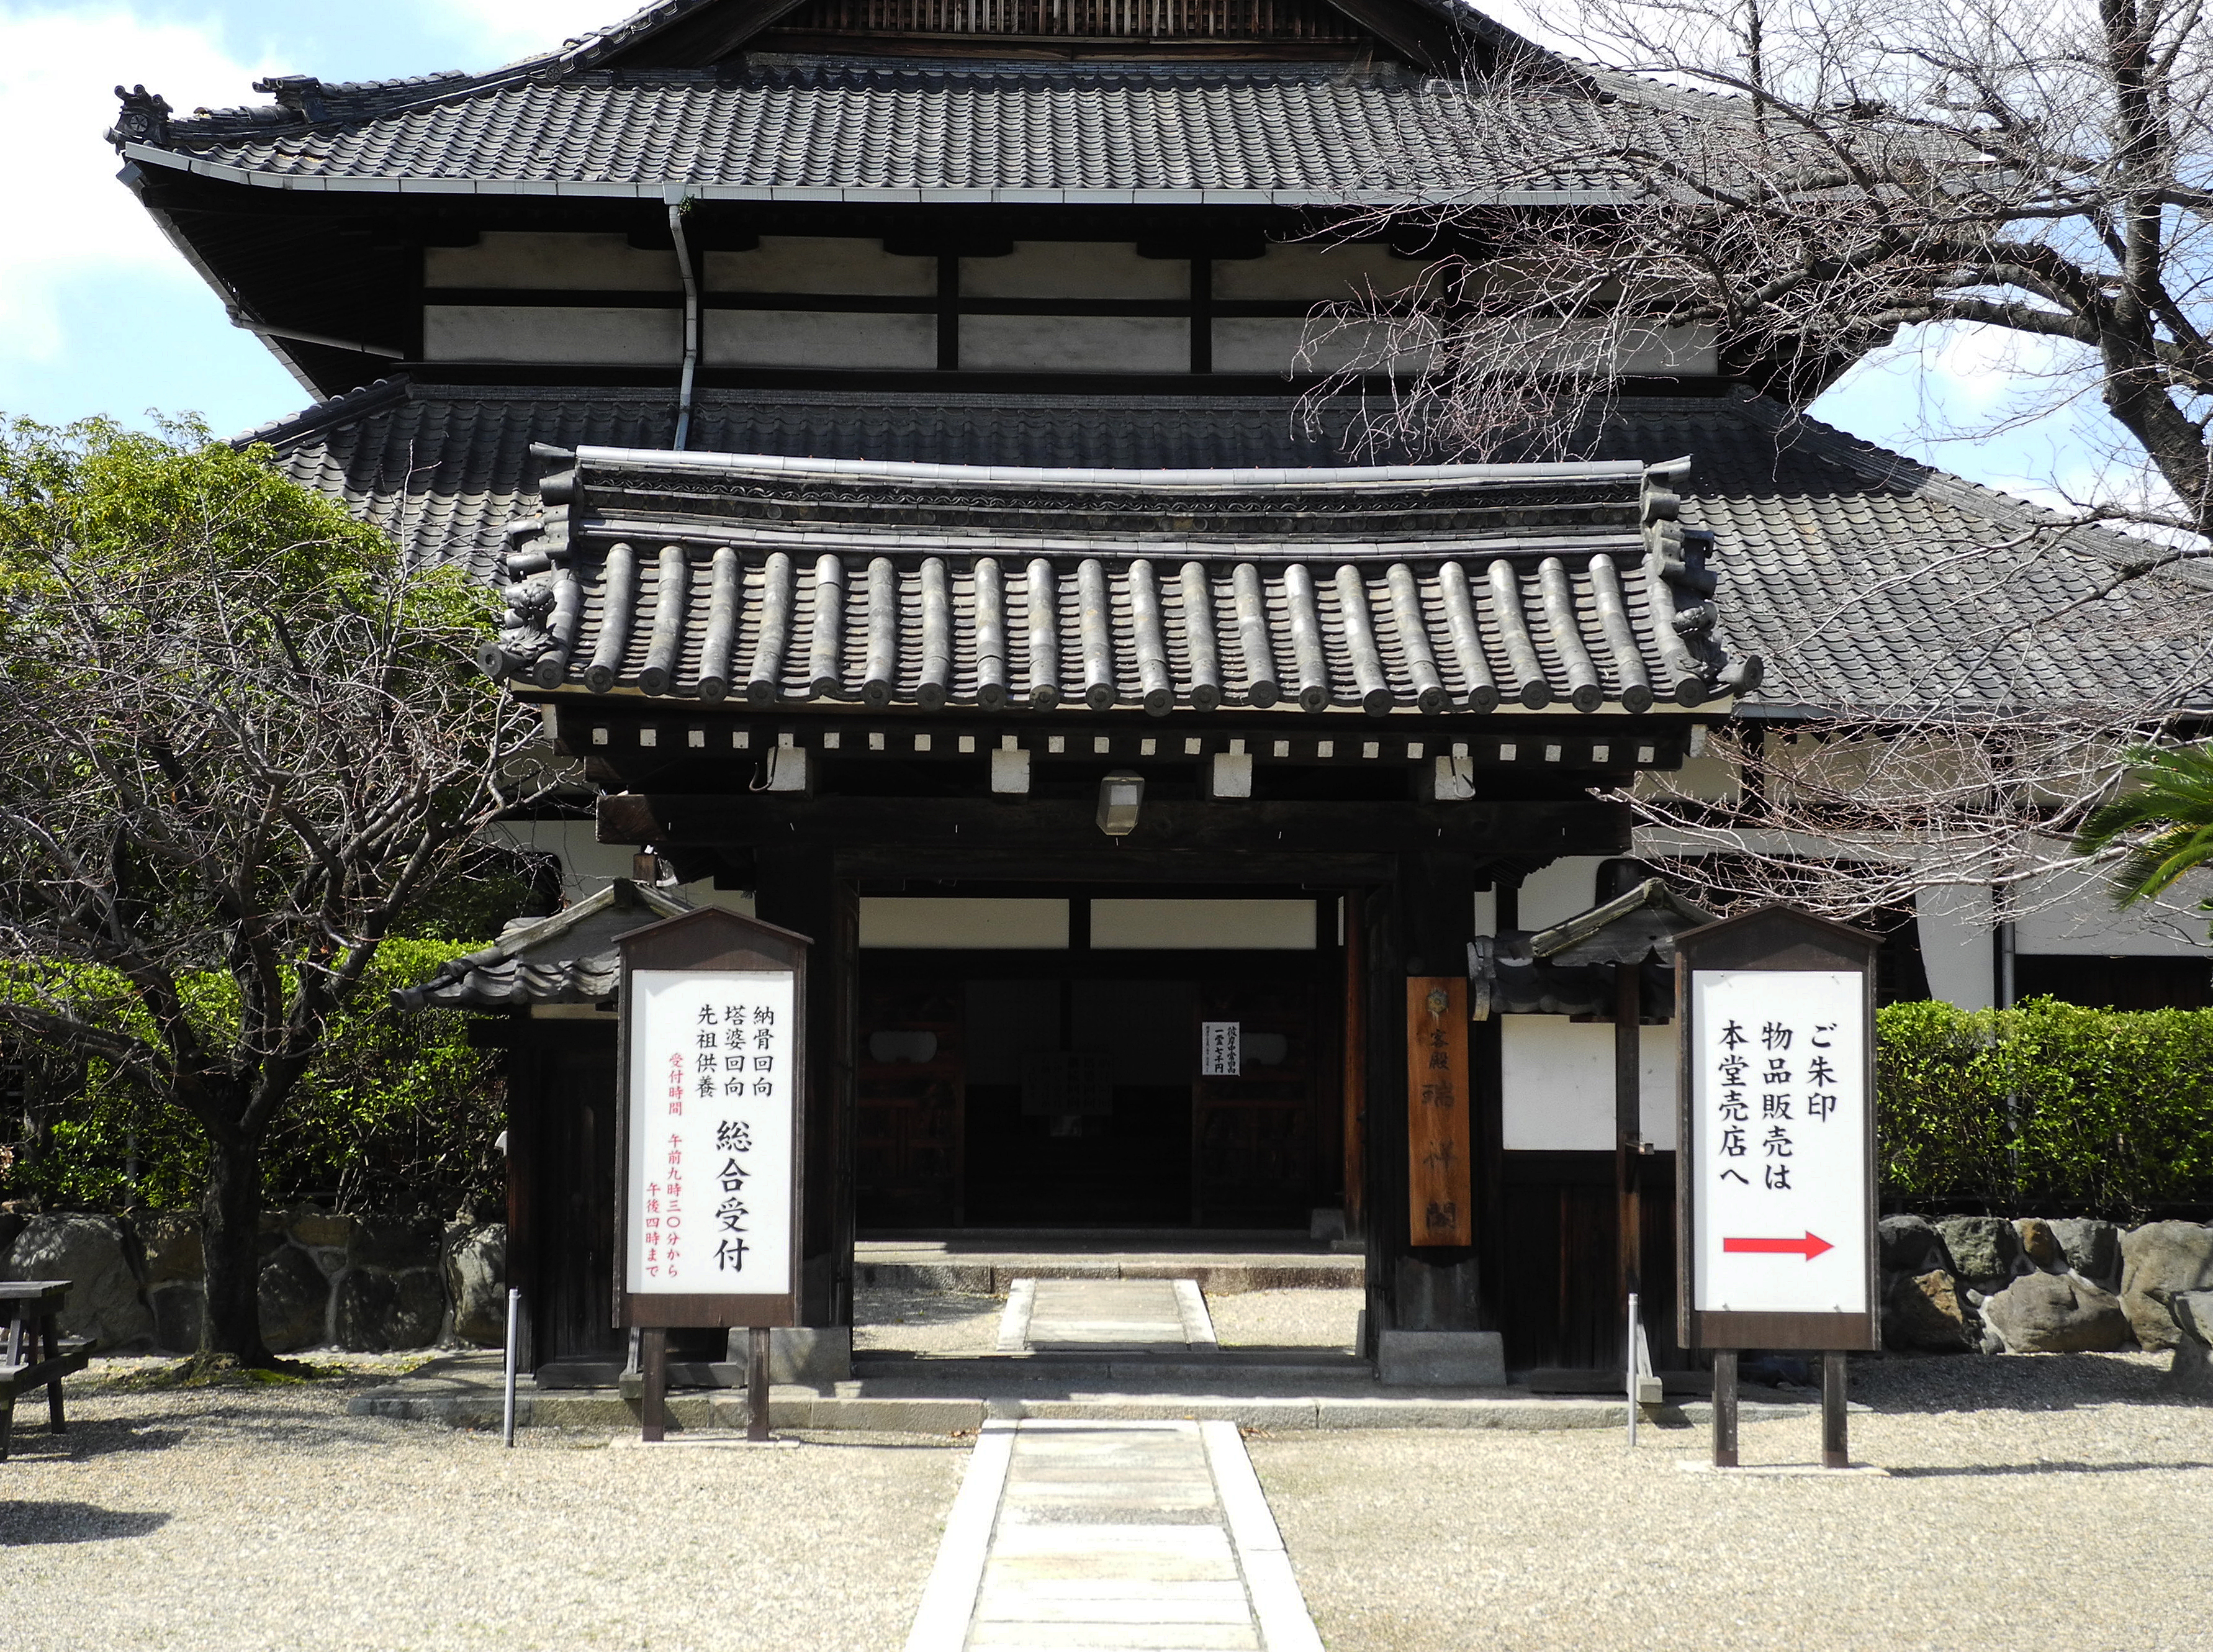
(1406, 977), (1471, 1246)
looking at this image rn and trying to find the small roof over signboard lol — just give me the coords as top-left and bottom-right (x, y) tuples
(1674, 902), (1880, 972)
(1469, 877), (1715, 1018)
(392, 878), (693, 1011)
(1530, 877), (1720, 967)
(615, 902), (814, 974)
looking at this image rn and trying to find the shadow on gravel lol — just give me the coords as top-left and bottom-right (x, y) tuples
(2, 1426), (192, 1461)
(1852, 1352), (2189, 1415)
(1888, 1460), (2213, 1477)
(0, 1502), (171, 1545)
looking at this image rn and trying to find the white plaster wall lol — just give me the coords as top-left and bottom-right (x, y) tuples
(1212, 242), (1427, 300)
(1916, 883), (1995, 1009)
(1500, 1016), (1677, 1151)
(487, 819), (634, 903)
(704, 310), (937, 369)
(486, 819), (754, 918)
(860, 898), (1069, 949)
(424, 232), (682, 291)
(2014, 863), (2213, 956)
(1090, 898), (1317, 950)
(1471, 887), (1498, 936)
(1517, 856), (1606, 930)
(1611, 324), (1719, 374)
(962, 241), (1186, 300)
(1210, 317), (1432, 376)
(423, 305), (678, 364)
(961, 315), (1188, 372)
(706, 237), (936, 295)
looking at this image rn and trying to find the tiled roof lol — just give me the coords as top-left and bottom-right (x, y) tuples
(134, 60), (1644, 204)
(391, 877), (694, 1009)
(251, 380), (2213, 715)
(482, 445), (1741, 715)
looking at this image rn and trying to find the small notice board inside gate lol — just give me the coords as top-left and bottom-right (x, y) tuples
(1675, 905), (1878, 1353)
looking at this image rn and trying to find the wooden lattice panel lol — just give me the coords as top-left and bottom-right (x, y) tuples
(778, 0), (1367, 40)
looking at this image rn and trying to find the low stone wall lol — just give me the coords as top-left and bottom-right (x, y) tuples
(0, 1210), (507, 1355)
(1880, 1214), (2213, 1356)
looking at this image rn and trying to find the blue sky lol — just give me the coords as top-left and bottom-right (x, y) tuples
(0, 0), (2101, 509)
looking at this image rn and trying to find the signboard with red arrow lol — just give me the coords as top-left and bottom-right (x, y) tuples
(1675, 905), (1880, 1353)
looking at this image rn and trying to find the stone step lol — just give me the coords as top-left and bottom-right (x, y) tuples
(857, 1258), (1361, 1294)
(855, 1354), (1369, 1384)
(347, 1380), (1840, 1434)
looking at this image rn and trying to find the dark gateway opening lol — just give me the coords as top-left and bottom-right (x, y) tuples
(856, 893), (1341, 1230)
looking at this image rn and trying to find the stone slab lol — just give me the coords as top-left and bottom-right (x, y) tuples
(1376, 1329), (1507, 1386)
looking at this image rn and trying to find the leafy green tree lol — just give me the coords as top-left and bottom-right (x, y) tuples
(0, 416), (552, 1368)
(2074, 744), (2213, 918)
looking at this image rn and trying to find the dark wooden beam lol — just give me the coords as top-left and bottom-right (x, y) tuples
(598, 793), (1629, 859)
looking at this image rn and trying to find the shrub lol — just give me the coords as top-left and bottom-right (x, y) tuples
(1876, 996), (2213, 1214)
(1, 939), (500, 1217)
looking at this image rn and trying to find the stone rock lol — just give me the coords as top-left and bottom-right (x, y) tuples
(258, 1244), (330, 1352)
(1878, 1215), (1954, 1277)
(1936, 1216), (2025, 1288)
(3, 1214), (155, 1351)
(2120, 1222), (2213, 1350)
(287, 1211), (354, 1250)
(148, 1283), (204, 1353)
(1376, 1329), (1506, 1386)
(333, 1266), (443, 1351)
(2014, 1218), (2062, 1269)
(349, 1216), (440, 1272)
(1980, 1270), (2133, 1353)
(2165, 1291), (2213, 1397)
(1883, 1268), (1973, 1353)
(138, 1215), (204, 1284)
(2048, 1218), (2124, 1293)
(441, 1224), (508, 1347)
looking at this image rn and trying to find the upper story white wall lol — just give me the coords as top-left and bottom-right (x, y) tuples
(417, 233), (1720, 378)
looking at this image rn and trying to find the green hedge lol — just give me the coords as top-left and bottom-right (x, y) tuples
(2, 939), (501, 1218)
(1877, 997), (2213, 1214)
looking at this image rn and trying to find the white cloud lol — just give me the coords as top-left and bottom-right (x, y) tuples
(0, 6), (273, 365)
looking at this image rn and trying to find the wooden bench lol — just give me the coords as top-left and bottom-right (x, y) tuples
(1, 1280), (94, 1461)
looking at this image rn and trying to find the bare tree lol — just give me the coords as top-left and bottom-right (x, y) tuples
(0, 418), (556, 1367)
(1303, 0), (2213, 921)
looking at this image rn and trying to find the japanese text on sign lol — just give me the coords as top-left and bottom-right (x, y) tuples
(1689, 970), (1867, 1314)
(626, 968), (794, 1296)
(1200, 1021), (1242, 1078)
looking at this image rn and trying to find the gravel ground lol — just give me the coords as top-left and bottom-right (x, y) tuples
(1, 1359), (967, 1652)
(1252, 1350), (2213, 1652)
(853, 1284), (1003, 1353)
(1206, 1286), (1363, 1349)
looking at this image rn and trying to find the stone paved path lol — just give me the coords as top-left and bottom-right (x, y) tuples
(904, 1419), (1324, 1652)
(999, 1278), (1217, 1353)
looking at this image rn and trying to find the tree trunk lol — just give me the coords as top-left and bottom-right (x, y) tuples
(200, 1125), (273, 1365)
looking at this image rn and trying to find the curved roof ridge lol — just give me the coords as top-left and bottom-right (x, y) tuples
(231, 375), (412, 451)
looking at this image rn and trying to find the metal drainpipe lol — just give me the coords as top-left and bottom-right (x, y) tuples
(669, 201), (699, 451)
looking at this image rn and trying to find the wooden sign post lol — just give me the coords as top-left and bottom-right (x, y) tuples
(1675, 905), (1878, 1469)
(616, 906), (809, 1443)
(1406, 978), (1471, 1246)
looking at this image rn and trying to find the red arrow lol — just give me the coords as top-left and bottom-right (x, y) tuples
(1723, 1232), (1834, 1260)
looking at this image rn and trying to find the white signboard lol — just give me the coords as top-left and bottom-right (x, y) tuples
(625, 968), (795, 1296)
(1201, 1021), (1242, 1077)
(1688, 970), (1868, 1315)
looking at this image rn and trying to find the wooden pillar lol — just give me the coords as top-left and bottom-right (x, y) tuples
(753, 841), (855, 1330)
(1614, 960), (1644, 1320)
(1383, 852), (1486, 1334)
(1341, 888), (1366, 1240)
